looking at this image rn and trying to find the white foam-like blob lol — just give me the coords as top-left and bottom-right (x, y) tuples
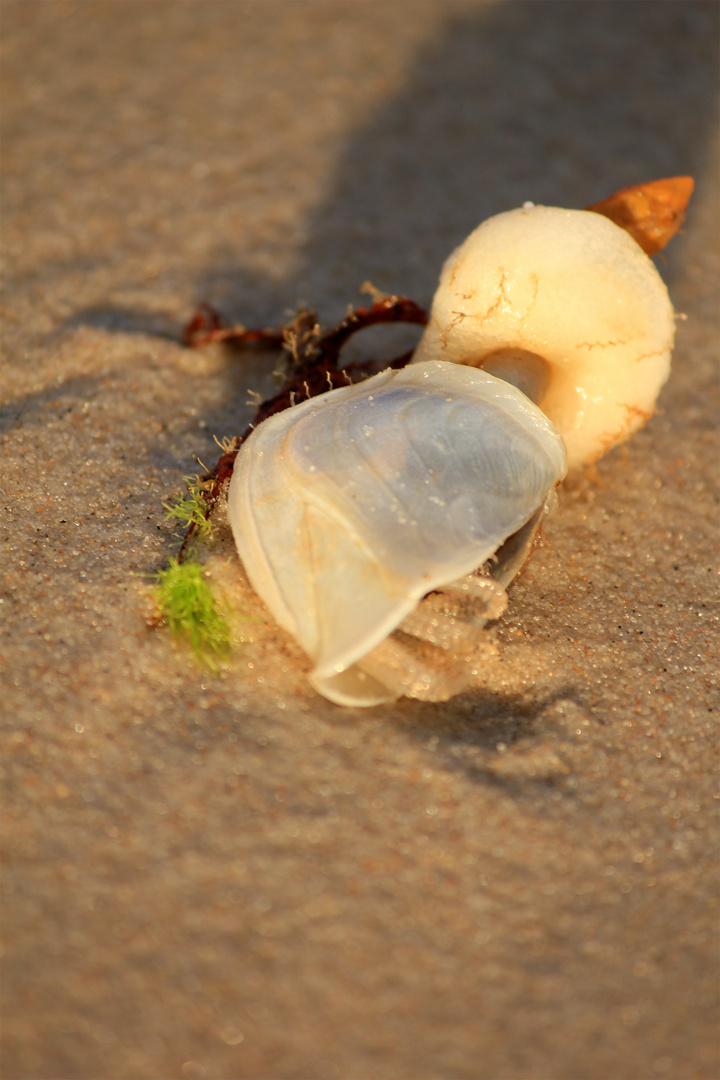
(412, 205), (675, 469)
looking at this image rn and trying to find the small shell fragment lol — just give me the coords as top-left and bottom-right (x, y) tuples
(586, 175), (694, 256)
(228, 360), (567, 706)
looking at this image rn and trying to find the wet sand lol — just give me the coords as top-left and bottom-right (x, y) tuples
(2, 3), (718, 1078)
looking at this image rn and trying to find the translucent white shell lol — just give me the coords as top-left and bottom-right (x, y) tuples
(228, 360), (567, 706)
(412, 205), (675, 469)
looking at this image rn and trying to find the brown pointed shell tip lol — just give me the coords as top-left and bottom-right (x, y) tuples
(586, 176), (694, 256)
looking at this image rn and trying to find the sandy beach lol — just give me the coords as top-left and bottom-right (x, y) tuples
(2, 3), (718, 1077)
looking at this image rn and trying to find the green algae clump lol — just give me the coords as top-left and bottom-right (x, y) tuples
(154, 557), (230, 668)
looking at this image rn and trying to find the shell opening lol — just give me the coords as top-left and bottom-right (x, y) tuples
(476, 348), (552, 408)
